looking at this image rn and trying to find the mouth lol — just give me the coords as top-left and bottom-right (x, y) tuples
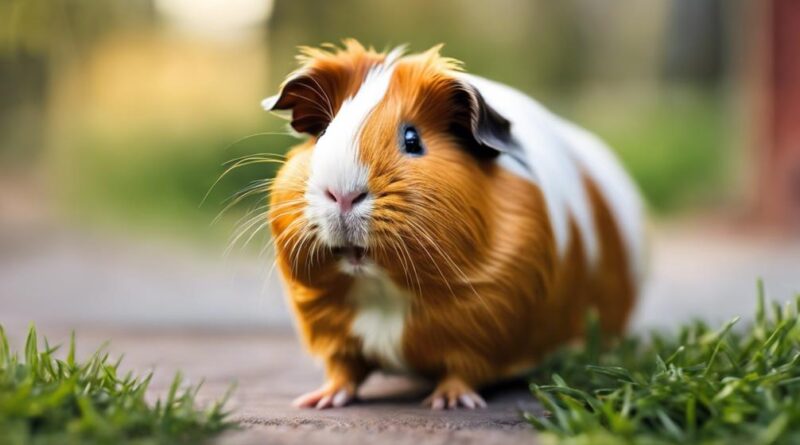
(331, 244), (368, 266)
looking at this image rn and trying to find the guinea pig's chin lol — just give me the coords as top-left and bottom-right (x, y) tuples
(337, 256), (379, 277)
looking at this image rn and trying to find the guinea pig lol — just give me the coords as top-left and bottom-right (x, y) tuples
(262, 40), (645, 410)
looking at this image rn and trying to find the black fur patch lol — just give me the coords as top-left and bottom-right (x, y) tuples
(450, 82), (514, 159)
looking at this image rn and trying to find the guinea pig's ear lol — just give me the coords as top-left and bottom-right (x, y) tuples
(450, 81), (513, 158)
(261, 73), (337, 136)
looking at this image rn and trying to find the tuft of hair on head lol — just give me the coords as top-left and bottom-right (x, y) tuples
(418, 43), (464, 73)
(294, 39), (376, 70)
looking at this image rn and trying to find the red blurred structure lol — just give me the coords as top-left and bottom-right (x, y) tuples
(756, 0), (800, 230)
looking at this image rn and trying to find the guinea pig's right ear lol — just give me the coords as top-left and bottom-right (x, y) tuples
(449, 80), (514, 159)
(261, 71), (339, 136)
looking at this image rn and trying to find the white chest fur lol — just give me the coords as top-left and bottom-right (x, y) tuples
(348, 268), (410, 372)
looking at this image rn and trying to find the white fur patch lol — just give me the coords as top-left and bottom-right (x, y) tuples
(348, 267), (410, 371)
(303, 49), (403, 250)
(461, 73), (646, 287)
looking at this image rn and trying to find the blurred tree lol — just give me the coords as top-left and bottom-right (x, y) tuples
(265, 0), (596, 100)
(0, 52), (46, 164)
(0, 0), (152, 164)
(663, 0), (725, 85)
(754, 0), (800, 229)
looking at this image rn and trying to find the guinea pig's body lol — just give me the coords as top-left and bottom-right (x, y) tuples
(264, 41), (645, 409)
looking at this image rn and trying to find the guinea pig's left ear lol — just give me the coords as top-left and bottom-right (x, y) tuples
(450, 81), (513, 158)
(261, 72), (337, 136)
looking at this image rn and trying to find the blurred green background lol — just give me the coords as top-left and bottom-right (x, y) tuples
(0, 0), (744, 245)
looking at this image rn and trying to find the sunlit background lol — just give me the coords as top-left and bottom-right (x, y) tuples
(1, 0), (798, 334)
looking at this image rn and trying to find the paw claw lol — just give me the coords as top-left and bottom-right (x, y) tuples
(315, 394), (333, 409)
(292, 388), (325, 408)
(424, 377), (487, 410)
(294, 384), (355, 409)
(447, 395), (458, 409)
(332, 389), (350, 407)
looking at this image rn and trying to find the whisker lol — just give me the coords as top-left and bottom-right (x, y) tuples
(213, 183), (271, 225)
(286, 91), (334, 121)
(224, 152), (287, 165)
(393, 229), (423, 297)
(400, 221), (454, 299)
(300, 76), (336, 119)
(384, 230), (414, 294)
(225, 208), (271, 256)
(221, 132), (295, 153)
(241, 219), (272, 251)
(407, 217), (493, 314)
(202, 157), (288, 207)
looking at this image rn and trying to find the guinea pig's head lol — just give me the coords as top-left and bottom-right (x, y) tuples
(265, 41), (512, 284)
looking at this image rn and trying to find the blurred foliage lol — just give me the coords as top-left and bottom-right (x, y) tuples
(0, 0), (738, 243)
(51, 126), (295, 245)
(575, 90), (729, 212)
(265, 0), (678, 98)
(0, 0), (150, 54)
(0, 0), (151, 165)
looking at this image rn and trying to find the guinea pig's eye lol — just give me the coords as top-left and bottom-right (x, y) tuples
(400, 126), (424, 156)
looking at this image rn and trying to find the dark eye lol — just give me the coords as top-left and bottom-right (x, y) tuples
(401, 126), (424, 156)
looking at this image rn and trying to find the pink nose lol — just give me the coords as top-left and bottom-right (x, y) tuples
(325, 188), (368, 213)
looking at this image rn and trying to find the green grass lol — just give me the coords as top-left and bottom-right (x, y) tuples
(526, 281), (800, 445)
(0, 326), (235, 445)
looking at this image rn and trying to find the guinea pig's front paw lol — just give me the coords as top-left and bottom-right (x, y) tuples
(292, 381), (357, 409)
(423, 376), (487, 410)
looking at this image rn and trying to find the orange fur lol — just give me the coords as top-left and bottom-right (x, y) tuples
(267, 42), (637, 405)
